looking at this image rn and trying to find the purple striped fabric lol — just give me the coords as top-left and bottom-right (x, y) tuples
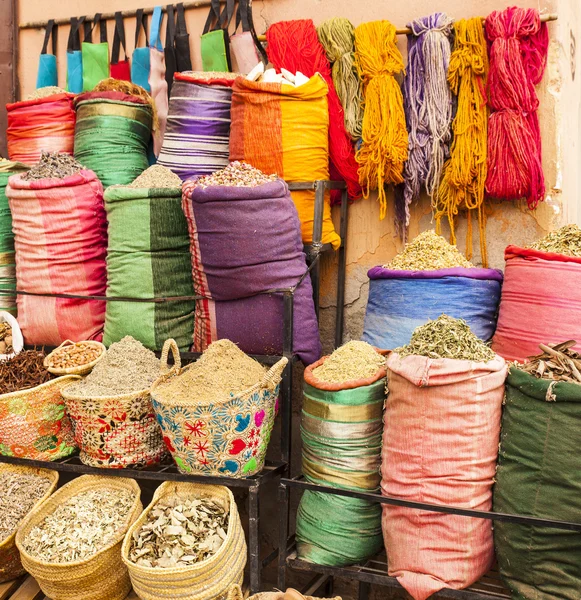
(157, 80), (232, 180)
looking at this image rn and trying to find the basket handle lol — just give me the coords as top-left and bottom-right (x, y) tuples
(263, 356), (289, 392)
(43, 339), (75, 367)
(227, 584), (244, 600)
(284, 590), (306, 600)
(161, 339), (182, 373)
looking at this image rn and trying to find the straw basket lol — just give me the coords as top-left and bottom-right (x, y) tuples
(0, 376), (80, 460)
(62, 379), (167, 469)
(0, 464), (59, 583)
(248, 594), (342, 600)
(44, 339), (106, 376)
(16, 474), (142, 600)
(122, 481), (246, 600)
(150, 340), (288, 477)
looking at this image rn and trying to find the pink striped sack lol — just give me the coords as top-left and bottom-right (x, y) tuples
(6, 170), (107, 345)
(149, 7), (168, 156)
(381, 352), (507, 600)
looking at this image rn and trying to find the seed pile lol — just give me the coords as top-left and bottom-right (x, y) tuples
(529, 224), (581, 257)
(22, 151), (84, 181)
(156, 339), (266, 404)
(312, 341), (385, 383)
(0, 322), (13, 354)
(396, 315), (496, 362)
(0, 472), (52, 543)
(0, 349), (51, 395)
(22, 488), (135, 563)
(46, 342), (103, 370)
(129, 165), (182, 189)
(384, 230), (474, 271)
(129, 496), (229, 568)
(193, 162), (277, 189)
(520, 340), (581, 384)
(182, 71), (238, 82)
(26, 86), (67, 100)
(65, 336), (160, 397)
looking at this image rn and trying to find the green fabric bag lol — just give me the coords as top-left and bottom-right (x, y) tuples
(103, 186), (195, 352)
(493, 366), (581, 600)
(201, 0), (234, 72)
(82, 13), (110, 91)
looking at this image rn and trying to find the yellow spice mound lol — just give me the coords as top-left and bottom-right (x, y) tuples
(312, 341), (385, 383)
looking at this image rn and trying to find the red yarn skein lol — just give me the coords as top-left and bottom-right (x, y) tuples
(485, 7), (549, 208)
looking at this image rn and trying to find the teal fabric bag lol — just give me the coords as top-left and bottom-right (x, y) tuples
(131, 8), (151, 92)
(200, 0), (234, 72)
(36, 20), (58, 89)
(66, 17), (84, 93)
(81, 13), (110, 91)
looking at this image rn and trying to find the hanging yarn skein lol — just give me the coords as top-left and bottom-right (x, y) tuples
(266, 19), (362, 202)
(396, 13), (454, 234)
(317, 18), (363, 141)
(355, 21), (408, 221)
(436, 18), (489, 266)
(485, 7), (549, 208)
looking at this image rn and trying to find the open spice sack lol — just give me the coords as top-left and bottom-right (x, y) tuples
(381, 316), (507, 600)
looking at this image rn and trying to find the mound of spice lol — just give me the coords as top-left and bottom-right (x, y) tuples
(312, 341), (385, 384)
(519, 340), (581, 384)
(46, 342), (104, 371)
(65, 336), (160, 397)
(22, 488), (135, 563)
(0, 322), (13, 354)
(181, 71), (239, 82)
(156, 339), (266, 404)
(22, 151), (84, 181)
(129, 165), (182, 189)
(25, 86), (67, 100)
(0, 472), (53, 543)
(529, 224), (581, 257)
(384, 230), (473, 271)
(396, 315), (496, 362)
(129, 496), (229, 568)
(0, 349), (51, 395)
(193, 161), (277, 189)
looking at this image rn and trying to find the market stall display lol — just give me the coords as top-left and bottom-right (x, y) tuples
(16, 474), (142, 600)
(296, 342), (385, 566)
(182, 162), (321, 363)
(103, 165), (195, 352)
(122, 481), (246, 600)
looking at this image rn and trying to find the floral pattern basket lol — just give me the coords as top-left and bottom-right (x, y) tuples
(151, 340), (288, 477)
(0, 376), (80, 460)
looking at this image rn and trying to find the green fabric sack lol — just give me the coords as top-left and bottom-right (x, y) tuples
(103, 186), (195, 351)
(493, 366), (581, 600)
(200, 0), (234, 72)
(81, 14), (110, 92)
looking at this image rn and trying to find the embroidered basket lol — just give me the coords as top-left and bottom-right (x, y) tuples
(121, 481), (246, 600)
(0, 375), (80, 460)
(62, 380), (167, 469)
(0, 464), (59, 583)
(151, 339), (288, 477)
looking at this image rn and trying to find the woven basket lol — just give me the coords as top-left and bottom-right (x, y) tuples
(246, 591), (342, 600)
(0, 464), (58, 583)
(0, 375), (80, 460)
(44, 339), (106, 376)
(15, 474), (142, 600)
(122, 481), (246, 600)
(62, 379), (167, 469)
(151, 340), (288, 477)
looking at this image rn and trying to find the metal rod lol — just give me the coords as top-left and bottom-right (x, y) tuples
(335, 188), (349, 349)
(277, 482), (290, 591)
(310, 180), (325, 321)
(280, 291), (294, 466)
(248, 486), (261, 594)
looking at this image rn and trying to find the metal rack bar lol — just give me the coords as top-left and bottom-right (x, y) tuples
(335, 188), (349, 347)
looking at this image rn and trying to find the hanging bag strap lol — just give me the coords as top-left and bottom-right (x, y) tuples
(83, 16), (92, 42)
(241, 0), (267, 63)
(41, 20), (58, 55)
(95, 13), (108, 43)
(165, 4), (176, 50)
(219, 0), (236, 32)
(176, 3), (189, 38)
(150, 6), (164, 51)
(203, 0), (222, 35)
(111, 12), (128, 63)
(174, 3), (192, 71)
(67, 17), (83, 53)
(135, 8), (149, 48)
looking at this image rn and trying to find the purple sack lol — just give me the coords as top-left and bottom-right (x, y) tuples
(182, 178), (321, 364)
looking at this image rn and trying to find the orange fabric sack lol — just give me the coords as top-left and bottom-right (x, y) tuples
(230, 75), (340, 249)
(381, 352), (507, 600)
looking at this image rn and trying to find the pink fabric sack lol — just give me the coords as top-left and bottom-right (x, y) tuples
(381, 352), (507, 600)
(149, 7), (169, 156)
(6, 170), (107, 345)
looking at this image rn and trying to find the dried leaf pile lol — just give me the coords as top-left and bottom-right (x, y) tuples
(396, 314), (496, 362)
(384, 230), (474, 271)
(193, 162), (277, 188)
(156, 339), (266, 404)
(312, 341), (385, 383)
(520, 341), (581, 384)
(529, 224), (581, 257)
(0, 349), (51, 395)
(22, 152), (84, 181)
(46, 342), (103, 370)
(65, 336), (160, 397)
(129, 165), (182, 189)
(0, 322), (13, 354)
(129, 496), (229, 568)
(22, 488), (135, 563)
(0, 472), (52, 543)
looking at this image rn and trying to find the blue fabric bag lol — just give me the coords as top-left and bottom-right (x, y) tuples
(66, 17), (84, 93)
(36, 20), (58, 89)
(131, 8), (151, 92)
(362, 266), (503, 349)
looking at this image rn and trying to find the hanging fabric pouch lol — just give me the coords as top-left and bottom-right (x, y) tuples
(164, 4), (177, 93)
(174, 3), (192, 72)
(36, 20), (58, 89)
(81, 13), (110, 91)
(132, 8), (151, 92)
(149, 6), (169, 156)
(110, 11), (131, 81)
(66, 17), (84, 93)
(201, 0), (234, 72)
(230, 0), (266, 74)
